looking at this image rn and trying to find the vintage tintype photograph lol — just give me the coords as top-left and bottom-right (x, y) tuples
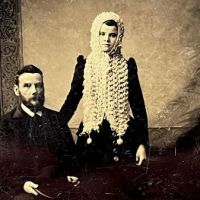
(0, 0), (200, 199)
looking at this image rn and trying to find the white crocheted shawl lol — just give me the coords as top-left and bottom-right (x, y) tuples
(82, 12), (131, 137)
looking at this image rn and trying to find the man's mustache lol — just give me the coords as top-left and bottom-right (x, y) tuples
(31, 94), (44, 101)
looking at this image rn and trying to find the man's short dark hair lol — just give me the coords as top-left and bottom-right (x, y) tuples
(15, 65), (43, 85)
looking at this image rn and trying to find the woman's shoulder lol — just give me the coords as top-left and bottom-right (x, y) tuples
(77, 55), (86, 64)
(74, 55), (86, 71)
(127, 57), (137, 73)
(73, 55), (86, 74)
(127, 57), (136, 64)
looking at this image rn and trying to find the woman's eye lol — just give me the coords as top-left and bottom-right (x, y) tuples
(110, 33), (117, 37)
(99, 32), (105, 36)
(35, 83), (42, 88)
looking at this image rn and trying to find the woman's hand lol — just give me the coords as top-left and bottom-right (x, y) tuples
(23, 181), (39, 196)
(135, 144), (147, 165)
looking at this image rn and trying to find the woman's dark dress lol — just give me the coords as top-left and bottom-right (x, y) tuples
(60, 55), (149, 167)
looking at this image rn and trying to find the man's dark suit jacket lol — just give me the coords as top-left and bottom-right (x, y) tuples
(0, 106), (78, 199)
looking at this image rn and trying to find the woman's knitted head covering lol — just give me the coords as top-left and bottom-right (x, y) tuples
(90, 12), (124, 55)
(82, 12), (130, 143)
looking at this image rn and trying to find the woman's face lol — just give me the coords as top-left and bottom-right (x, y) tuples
(99, 23), (118, 53)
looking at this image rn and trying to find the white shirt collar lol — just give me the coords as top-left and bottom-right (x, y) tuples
(21, 103), (42, 117)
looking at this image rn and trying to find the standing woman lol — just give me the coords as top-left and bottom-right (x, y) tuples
(60, 12), (149, 167)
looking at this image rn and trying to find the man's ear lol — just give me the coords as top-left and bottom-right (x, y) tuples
(14, 85), (20, 96)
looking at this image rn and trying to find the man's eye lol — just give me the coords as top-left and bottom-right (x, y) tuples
(24, 83), (31, 87)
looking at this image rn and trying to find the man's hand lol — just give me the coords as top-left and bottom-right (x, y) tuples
(23, 181), (39, 196)
(67, 176), (80, 187)
(136, 144), (147, 165)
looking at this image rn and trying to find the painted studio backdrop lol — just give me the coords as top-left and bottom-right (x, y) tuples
(0, 0), (200, 147)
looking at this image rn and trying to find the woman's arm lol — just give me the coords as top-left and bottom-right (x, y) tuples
(59, 55), (85, 124)
(128, 58), (149, 149)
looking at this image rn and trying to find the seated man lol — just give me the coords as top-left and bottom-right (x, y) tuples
(0, 65), (79, 199)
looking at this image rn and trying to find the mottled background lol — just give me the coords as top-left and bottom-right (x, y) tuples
(22, 0), (200, 129)
(1, 0), (199, 147)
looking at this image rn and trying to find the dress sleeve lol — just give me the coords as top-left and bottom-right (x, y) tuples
(59, 55), (85, 124)
(128, 58), (149, 148)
